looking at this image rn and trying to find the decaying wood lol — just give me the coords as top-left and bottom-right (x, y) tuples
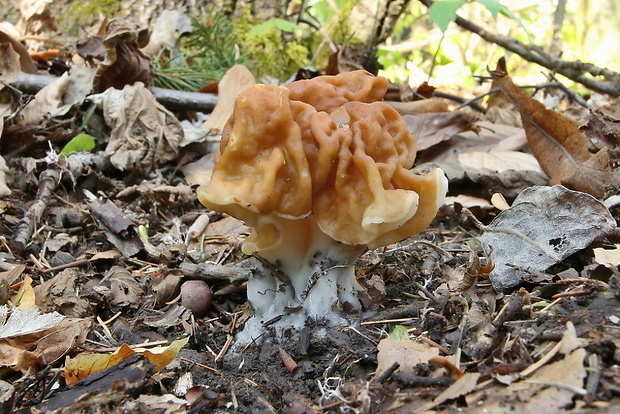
(178, 259), (256, 283)
(11, 168), (60, 255)
(13, 72), (218, 113)
(419, 0), (620, 97)
(35, 354), (154, 412)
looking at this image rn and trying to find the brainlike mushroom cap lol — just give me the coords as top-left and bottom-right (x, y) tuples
(198, 71), (447, 253)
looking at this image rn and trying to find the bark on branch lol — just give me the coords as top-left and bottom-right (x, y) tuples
(419, 0), (620, 97)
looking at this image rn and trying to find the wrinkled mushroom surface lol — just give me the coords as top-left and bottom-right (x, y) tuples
(198, 70), (448, 340)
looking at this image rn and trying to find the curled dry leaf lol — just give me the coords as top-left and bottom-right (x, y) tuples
(93, 18), (152, 93)
(490, 69), (615, 197)
(90, 82), (182, 176)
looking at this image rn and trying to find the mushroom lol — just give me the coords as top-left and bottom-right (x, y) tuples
(198, 71), (448, 342)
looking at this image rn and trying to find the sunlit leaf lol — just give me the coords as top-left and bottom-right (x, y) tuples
(247, 18), (298, 39)
(61, 133), (96, 155)
(388, 325), (410, 341)
(474, 0), (501, 18)
(64, 337), (190, 386)
(428, 0), (466, 32)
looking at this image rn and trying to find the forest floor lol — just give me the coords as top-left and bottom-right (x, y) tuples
(1, 5), (620, 413)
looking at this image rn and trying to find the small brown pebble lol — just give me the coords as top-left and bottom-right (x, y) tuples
(181, 280), (213, 319)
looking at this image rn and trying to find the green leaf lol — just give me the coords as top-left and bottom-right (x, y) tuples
(428, 0), (466, 32)
(474, 0), (502, 18)
(246, 18), (298, 39)
(388, 325), (410, 341)
(61, 133), (96, 155)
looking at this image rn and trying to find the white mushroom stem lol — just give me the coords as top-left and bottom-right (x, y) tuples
(241, 216), (366, 339)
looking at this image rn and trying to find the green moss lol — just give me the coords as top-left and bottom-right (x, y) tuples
(232, 7), (310, 81)
(58, 0), (122, 36)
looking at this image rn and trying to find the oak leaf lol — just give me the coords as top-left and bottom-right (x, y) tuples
(490, 69), (613, 197)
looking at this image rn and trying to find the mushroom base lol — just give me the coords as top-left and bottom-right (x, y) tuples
(234, 216), (367, 346)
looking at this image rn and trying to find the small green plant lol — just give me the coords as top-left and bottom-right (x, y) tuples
(152, 15), (245, 91)
(232, 8), (310, 81)
(61, 133), (96, 156)
(428, 0), (521, 32)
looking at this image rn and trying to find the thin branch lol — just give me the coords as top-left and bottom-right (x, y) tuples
(418, 0), (620, 97)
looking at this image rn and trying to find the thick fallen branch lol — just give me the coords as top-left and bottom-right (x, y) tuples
(419, 0), (620, 97)
(12, 72), (218, 113)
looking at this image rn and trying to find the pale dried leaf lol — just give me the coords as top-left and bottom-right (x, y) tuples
(0, 43), (21, 85)
(19, 73), (70, 124)
(593, 245), (620, 266)
(0, 305), (64, 339)
(458, 151), (542, 173)
(90, 82), (182, 176)
(375, 338), (439, 377)
(201, 64), (256, 133)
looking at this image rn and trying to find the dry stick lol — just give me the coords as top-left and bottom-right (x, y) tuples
(11, 168), (61, 255)
(13, 72), (218, 113)
(418, 0), (620, 97)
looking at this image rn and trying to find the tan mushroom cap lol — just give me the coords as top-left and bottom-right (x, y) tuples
(198, 71), (447, 252)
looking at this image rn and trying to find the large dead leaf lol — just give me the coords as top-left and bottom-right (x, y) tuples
(0, 30), (37, 74)
(89, 82), (182, 176)
(93, 18), (152, 92)
(404, 111), (478, 151)
(0, 305), (64, 339)
(490, 69), (614, 197)
(458, 150), (542, 173)
(201, 64), (256, 134)
(375, 338), (439, 377)
(64, 337), (189, 386)
(480, 185), (616, 291)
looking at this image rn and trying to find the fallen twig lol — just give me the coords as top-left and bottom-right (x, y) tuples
(11, 168), (61, 255)
(13, 72), (218, 113)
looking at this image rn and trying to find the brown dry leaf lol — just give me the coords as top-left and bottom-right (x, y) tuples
(181, 153), (215, 187)
(36, 318), (91, 364)
(19, 74), (70, 124)
(419, 373), (481, 412)
(90, 82), (182, 176)
(0, 342), (40, 373)
(0, 42), (22, 85)
(93, 18), (152, 92)
(34, 269), (93, 318)
(484, 58), (521, 127)
(105, 266), (143, 307)
(0, 30), (37, 74)
(490, 69), (613, 197)
(201, 64), (256, 134)
(581, 108), (620, 150)
(64, 337), (189, 386)
(388, 98), (449, 115)
(15, 0), (58, 46)
(404, 111), (478, 151)
(375, 338), (439, 377)
(0, 265), (25, 285)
